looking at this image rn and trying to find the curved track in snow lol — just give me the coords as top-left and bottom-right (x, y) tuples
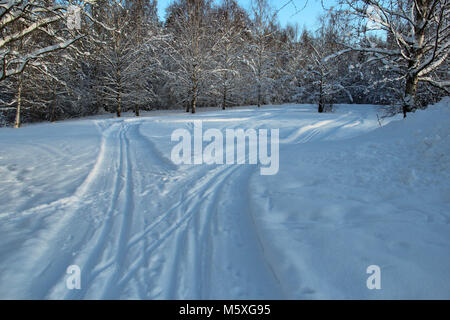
(1, 103), (449, 299)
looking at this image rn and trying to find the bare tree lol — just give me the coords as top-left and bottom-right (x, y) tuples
(98, 1), (159, 117)
(246, 0), (277, 108)
(212, 0), (248, 110)
(336, 0), (449, 117)
(0, 0), (109, 127)
(164, 0), (216, 114)
(0, 0), (87, 81)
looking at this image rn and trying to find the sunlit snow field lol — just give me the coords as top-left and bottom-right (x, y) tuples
(0, 100), (449, 299)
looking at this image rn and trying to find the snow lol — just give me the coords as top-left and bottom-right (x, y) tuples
(0, 99), (449, 299)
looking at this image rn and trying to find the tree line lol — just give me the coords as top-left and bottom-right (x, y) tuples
(0, 0), (448, 127)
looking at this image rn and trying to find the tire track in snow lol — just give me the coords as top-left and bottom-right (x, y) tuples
(0, 123), (116, 221)
(150, 163), (284, 299)
(133, 123), (178, 172)
(123, 163), (238, 253)
(108, 119), (286, 298)
(202, 165), (285, 299)
(64, 123), (129, 299)
(64, 120), (218, 298)
(100, 124), (135, 299)
(114, 164), (241, 297)
(5, 123), (121, 299)
(161, 165), (243, 299)
(2, 106), (396, 299)
(279, 113), (368, 145)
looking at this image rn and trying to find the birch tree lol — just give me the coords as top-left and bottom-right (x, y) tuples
(337, 0), (449, 117)
(0, 0), (105, 127)
(0, 0), (87, 81)
(212, 0), (248, 110)
(164, 0), (215, 114)
(245, 0), (277, 108)
(98, 0), (159, 117)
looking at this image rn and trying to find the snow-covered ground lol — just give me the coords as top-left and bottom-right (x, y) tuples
(0, 100), (449, 299)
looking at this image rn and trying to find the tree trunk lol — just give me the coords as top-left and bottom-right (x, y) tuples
(116, 91), (121, 117)
(222, 85), (227, 110)
(257, 36), (263, 108)
(50, 103), (56, 122)
(318, 100), (324, 113)
(115, 32), (122, 118)
(191, 72), (198, 114)
(403, 72), (418, 118)
(223, 47), (229, 110)
(191, 85), (197, 114)
(14, 75), (23, 128)
(135, 105), (140, 117)
(50, 86), (56, 122)
(116, 67), (122, 117)
(403, 0), (427, 118)
(318, 73), (324, 113)
(257, 82), (262, 108)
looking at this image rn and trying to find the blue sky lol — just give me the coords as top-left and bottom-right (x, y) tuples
(157, 0), (338, 30)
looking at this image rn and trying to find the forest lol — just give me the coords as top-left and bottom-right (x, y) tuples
(0, 0), (448, 127)
(0, 0), (449, 301)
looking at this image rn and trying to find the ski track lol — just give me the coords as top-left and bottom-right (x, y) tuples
(0, 106), (407, 299)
